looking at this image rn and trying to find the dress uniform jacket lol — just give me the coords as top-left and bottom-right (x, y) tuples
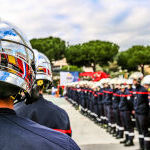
(80, 88), (85, 107)
(0, 108), (80, 150)
(101, 88), (106, 104)
(14, 94), (72, 136)
(128, 88), (134, 111)
(103, 88), (113, 105)
(119, 89), (132, 111)
(97, 89), (104, 105)
(133, 85), (149, 115)
(112, 89), (120, 110)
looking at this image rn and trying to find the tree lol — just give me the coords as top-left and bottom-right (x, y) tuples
(117, 45), (150, 74)
(65, 44), (84, 67)
(117, 51), (137, 71)
(30, 37), (66, 62)
(61, 65), (83, 72)
(65, 40), (119, 71)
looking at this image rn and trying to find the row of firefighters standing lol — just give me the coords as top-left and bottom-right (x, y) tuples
(66, 72), (150, 150)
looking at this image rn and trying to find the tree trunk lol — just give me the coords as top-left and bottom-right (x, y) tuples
(92, 63), (96, 72)
(141, 64), (144, 75)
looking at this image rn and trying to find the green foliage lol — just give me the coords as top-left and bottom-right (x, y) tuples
(108, 61), (120, 72)
(65, 44), (84, 67)
(65, 40), (119, 71)
(101, 61), (121, 77)
(30, 36), (66, 62)
(118, 51), (137, 71)
(117, 45), (150, 74)
(61, 65), (83, 72)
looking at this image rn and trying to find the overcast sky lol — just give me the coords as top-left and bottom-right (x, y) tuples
(0, 0), (150, 51)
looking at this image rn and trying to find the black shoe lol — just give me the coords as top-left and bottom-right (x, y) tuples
(124, 140), (134, 146)
(106, 127), (111, 133)
(94, 120), (99, 124)
(120, 139), (126, 144)
(84, 112), (88, 116)
(110, 129), (115, 135)
(91, 117), (95, 121)
(113, 133), (117, 137)
(116, 134), (123, 139)
(113, 131), (119, 137)
(109, 128), (113, 134)
(139, 137), (144, 150)
(109, 129), (112, 134)
(80, 110), (84, 115)
(116, 135), (121, 139)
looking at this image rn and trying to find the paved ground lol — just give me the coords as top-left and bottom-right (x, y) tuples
(44, 95), (139, 150)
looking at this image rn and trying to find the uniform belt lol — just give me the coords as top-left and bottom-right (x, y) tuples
(113, 93), (120, 97)
(119, 94), (132, 97)
(133, 92), (149, 94)
(103, 91), (113, 94)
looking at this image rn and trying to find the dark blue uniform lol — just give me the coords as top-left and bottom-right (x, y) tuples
(133, 85), (150, 149)
(80, 88), (85, 112)
(92, 90), (99, 119)
(112, 88), (122, 136)
(103, 87), (113, 127)
(101, 88), (107, 124)
(119, 89), (134, 142)
(15, 94), (72, 136)
(97, 89), (104, 123)
(0, 108), (80, 150)
(148, 90), (150, 129)
(88, 89), (93, 115)
(84, 88), (89, 113)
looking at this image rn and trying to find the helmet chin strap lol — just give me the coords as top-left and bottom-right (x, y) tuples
(14, 81), (40, 105)
(24, 84), (40, 105)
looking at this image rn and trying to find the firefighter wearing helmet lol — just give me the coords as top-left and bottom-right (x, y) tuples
(0, 20), (80, 150)
(111, 78), (122, 138)
(118, 78), (134, 146)
(130, 72), (150, 150)
(15, 50), (72, 137)
(103, 78), (114, 133)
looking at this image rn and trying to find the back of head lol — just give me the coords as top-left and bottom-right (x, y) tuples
(25, 50), (52, 103)
(0, 20), (36, 99)
(129, 72), (143, 85)
(34, 50), (52, 89)
(141, 75), (150, 86)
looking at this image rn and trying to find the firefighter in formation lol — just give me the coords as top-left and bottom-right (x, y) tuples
(15, 49), (72, 137)
(0, 20), (80, 150)
(65, 72), (150, 150)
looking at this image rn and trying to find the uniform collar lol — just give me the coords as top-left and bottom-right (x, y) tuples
(136, 84), (141, 88)
(0, 108), (16, 115)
